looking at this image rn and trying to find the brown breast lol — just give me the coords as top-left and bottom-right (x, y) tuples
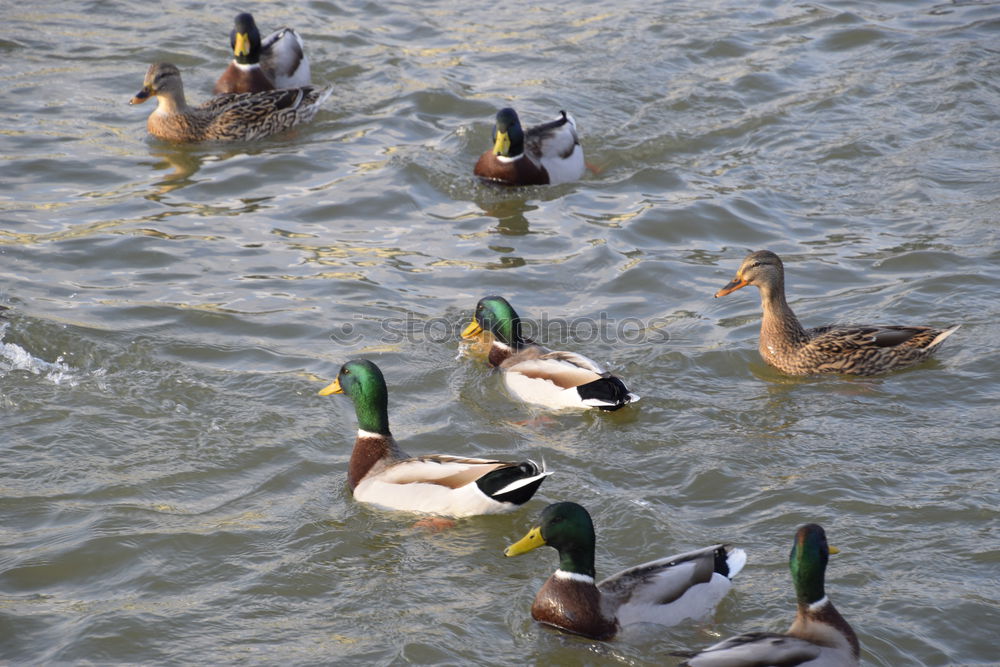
(214, 63), (275, 95)
(530, 574), (617, 640)
(474, 152), (549, 186)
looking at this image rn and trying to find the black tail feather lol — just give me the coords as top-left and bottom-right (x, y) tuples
(476, 461), (546, 506)
(576, 373), (633, 411)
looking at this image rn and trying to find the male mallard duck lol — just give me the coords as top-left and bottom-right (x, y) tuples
(714, 250), (959, 376)
(505, 502), (746, 640)
(675, 523), (859, 667)
(473, 108), (585, 186)
(130, 62), (331, 143)
(461, 296), (638, 411)
(214, 12), (311, 94)
(318, 359), (550, 517)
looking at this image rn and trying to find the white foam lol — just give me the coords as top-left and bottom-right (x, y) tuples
(0, 322), (79, 386)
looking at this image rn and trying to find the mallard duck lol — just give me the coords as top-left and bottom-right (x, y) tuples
(714, 250), (959, 376)
(504, 502), (746, 640)
(675, 523), (859, 667)
(461, 296), (638, 411)
(214, 12), (311, 94)
(130, 62), (331, 143)
(317, 359), (551, 517)
(473, 108), (585, 186)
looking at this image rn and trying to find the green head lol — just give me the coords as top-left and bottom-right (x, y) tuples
(318, 359), (390, 435)
(789, 523), (835, 605)
(462, 295), (523, 347)
(505, 502), (597, 578)
(490, 108), (525, 158)
(230, 13), (263, 65)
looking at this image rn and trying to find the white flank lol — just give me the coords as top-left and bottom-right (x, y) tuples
(554, 570), (594, 584)
(604, 545), (743, 630)
(262, 28), (311, 88)
(541, 143), (585, 185)
(502, 352), (612, 410)
(355, 477), (510, 517)
(505, 372), (595, 410)
(375, 456), (498, 483)
(687, 634), (823, 665)
(537, 113), (585, 185)
(615, 572), (733, 629)
(352, 456), (541, 518)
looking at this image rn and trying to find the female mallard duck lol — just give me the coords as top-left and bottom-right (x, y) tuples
(318, 359), (550, 517)
(461, 296), (638, 411)
(214, 12), (311, 94)
(715, 250), (959, 376)
(473, 108), (585, 186)
(505, 502), (746, 640)
(130, 62), (331, 143)
(676, 523), (859, 667)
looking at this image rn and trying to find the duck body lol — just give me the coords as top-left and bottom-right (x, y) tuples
(462, 296), (638, 411)
(676, 524), (860, 667)
(319, 359), (550, 518)
(474, 108), (584, 186)
(506, 503), (746, 640)
(214, 13), (311, 94)
(131, 63), (331, 143)
(715, 250), (959, 376)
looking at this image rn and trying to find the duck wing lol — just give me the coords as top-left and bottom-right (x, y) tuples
(675, 632), (822, 667)
(260, 27), (311, 88)
(599, 545), (745, 628)
(525, 111), (579, 161)
(505, 349), (605, 387)
(356, 456), (549, 517)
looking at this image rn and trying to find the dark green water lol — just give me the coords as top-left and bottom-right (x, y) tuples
(2, 1), (998, 664)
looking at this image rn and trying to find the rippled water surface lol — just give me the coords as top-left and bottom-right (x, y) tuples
(2, 1), (999, 664)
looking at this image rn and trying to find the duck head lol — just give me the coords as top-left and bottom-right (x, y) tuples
(715, 249), (785, 297)
(462, 295), (523, 347)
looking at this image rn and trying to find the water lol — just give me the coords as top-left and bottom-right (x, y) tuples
(2, 0), (999, 664)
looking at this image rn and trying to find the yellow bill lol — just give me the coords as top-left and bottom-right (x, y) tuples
(461, 320), (483, 339)
(492, 130), (511, 156)
(504, 526), (545, 557)
(318, 378), (343, 396)
(234, 32), (251, 57)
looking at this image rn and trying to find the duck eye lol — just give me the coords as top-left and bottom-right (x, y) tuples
(751, 261), (761, 268)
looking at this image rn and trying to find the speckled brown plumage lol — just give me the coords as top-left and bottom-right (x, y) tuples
(715, 250), (959, 376)
(130, 63), (330, 143)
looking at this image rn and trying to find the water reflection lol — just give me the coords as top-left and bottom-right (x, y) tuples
(143, 146), (207, 196)
(474, 196), (536, 236)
